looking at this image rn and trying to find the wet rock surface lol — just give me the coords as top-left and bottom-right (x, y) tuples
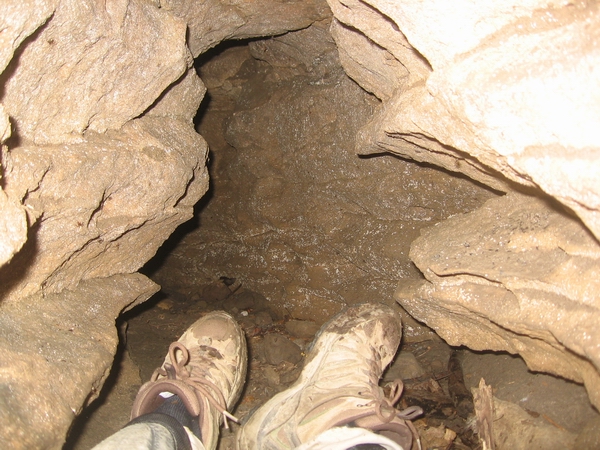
(150, 23), (498, 327)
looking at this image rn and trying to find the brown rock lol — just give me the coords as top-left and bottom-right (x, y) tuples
(154, 25), (495, 320)
(285, 319), (320, 339)
(0, 0), (57, 73)
(162, 0), (331, 57)
(327, 0), (600, 240)
(0, 186), (27, 266)
(262, 334), (303, 366)
(2, 0), (189, 144)
(397, 192), (600, 409)
(1, 116), (207, 303)
(0, 274), (158, 449)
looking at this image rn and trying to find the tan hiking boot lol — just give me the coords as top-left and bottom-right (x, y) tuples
(131, 311), (247, 450)
(236, 303), (421, 450)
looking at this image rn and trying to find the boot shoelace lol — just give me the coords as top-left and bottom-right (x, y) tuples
(153, 341), (239, 429)
(367, 347), (424, 450)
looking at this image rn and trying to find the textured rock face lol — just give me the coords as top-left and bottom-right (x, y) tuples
(324, 0), (600, 410)
(327, 0), (600, 238)
(397, 192), (600, 408)
(0, 0), (208, 447)
(0, 274), (158, 449)
(161, 0), (331, 57)
(152, 23), (496, 324)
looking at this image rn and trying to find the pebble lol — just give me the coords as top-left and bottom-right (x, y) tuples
(285, 319), (320, 339)
(383, 351), (425, 381)
(262, 334), (303, 365)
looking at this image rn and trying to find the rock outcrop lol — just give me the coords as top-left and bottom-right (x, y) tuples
(324, 0), (600, 411)
(327, 0), (600, 239)
(0, 0), (196, 447)
(397, 192), (600, 409)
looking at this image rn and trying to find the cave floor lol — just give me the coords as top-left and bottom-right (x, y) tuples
(65, 286), (598, 450)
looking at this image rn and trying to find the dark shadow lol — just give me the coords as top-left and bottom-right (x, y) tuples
(140, 182), (213, 278)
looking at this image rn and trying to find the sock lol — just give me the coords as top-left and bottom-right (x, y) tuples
(155, 394), (203, 441)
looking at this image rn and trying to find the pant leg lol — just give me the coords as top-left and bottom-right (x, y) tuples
(91, 418), (205, 450)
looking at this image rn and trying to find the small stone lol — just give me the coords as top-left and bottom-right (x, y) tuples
(254, 310), (273, 327)
(383, 351), (425, 381)
(285, 319), (320, 339)
(262, 334), (303, 365)
(201, 281), (232, 303)
(263, 365), (280, 386)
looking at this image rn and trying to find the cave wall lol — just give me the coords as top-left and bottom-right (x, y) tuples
(0, 0), (599, 447)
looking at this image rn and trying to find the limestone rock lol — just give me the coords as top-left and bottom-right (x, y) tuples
(147, 66), (206, 124)
(485, 396), (576, 449)
(0, 0), (57, 73)
(327, 0), (600, 241)
(397, 192), (600, 409)
(0, 273), (159, 449)
(0, 116), (208, 303)
(326, 0), (430, 100)
(2, 0), (189, 144)
(0, 185), (26, 266)
(161, 0), (332, 57)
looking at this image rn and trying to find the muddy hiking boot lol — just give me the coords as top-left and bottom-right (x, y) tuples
(130, 310), (247, 450)
(237, 303), (422, 450)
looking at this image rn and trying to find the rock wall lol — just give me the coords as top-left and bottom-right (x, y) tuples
(151, 24), (497, 326)
(0, 0), (327, 447)
(322, 0), (600, 411)
(1, 0), (599, 447)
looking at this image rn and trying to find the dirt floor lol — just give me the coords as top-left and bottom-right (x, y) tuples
(65, 284), (599, 450)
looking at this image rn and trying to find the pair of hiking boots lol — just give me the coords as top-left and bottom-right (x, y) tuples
(129, 303), (422, 450)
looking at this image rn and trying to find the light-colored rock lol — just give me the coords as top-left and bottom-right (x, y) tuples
(147, 66), (206, 124)
(327, 0), (600, 240)
(397, 192), (600, 409)
(0, 273), (159, 449)
(0, 184), (26, 266)
(0, 0), (57, 73)
(371, 0), (566, 71)
(460, 351), (598, 433)
(479, 395), (577, 450)
(0, 104), (11, 142)
(2, 0), (189, 144)
(0, 116), (207, 303)
(326, 0), (430, 99)
(161, 0), (332, 57)
(329, 20), (412, 101)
